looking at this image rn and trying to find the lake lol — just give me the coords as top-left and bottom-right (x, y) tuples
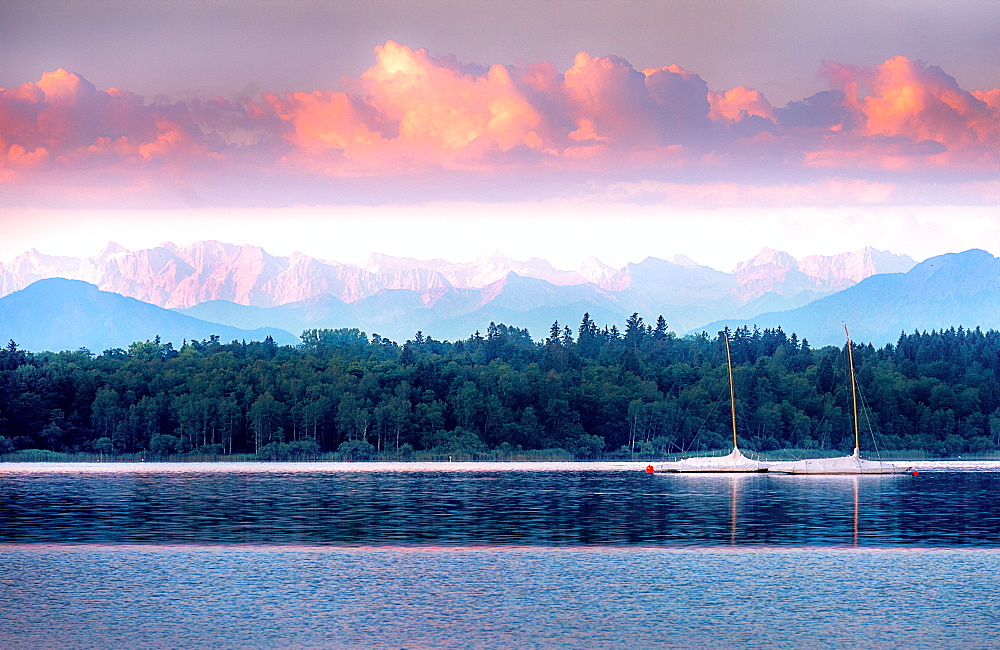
(3, 462), (1000, 648)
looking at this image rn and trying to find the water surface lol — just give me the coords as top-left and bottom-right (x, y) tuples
(1, 462), (998, 547)
(3, 545), (999, 649)
(4, 462), (1000, 648)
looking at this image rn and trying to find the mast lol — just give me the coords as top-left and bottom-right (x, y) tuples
(724, 331), (738, 449)
(845, 324), (859, 453)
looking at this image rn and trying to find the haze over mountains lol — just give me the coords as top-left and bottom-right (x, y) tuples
(0, 241), (917, 349)
(4, 242), (1000, 351)
(699, 249), (1000, 347)
(1, 241), (912, 312)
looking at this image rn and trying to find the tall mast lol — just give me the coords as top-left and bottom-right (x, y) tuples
(845, 324), (859, 452)
(724, 331), (738, 449)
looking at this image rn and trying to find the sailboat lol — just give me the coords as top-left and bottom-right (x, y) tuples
(652, 332), (769, 473)
(768, 326), (911, 475)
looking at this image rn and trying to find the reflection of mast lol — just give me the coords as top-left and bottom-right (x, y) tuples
(852, 475), (859, 547)
(730, 475), (738, 545)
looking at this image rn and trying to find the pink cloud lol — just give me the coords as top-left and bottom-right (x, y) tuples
(562, 52), (662, 146)
(0, 69), (222, 174)
(362, 42), (542, 153)
(643, 65), (711, 134)
(974, 89), (1000, 111)
(708, 86), (774, 123)
(2, 46), (998, 206)
(816, 56), (1000, 169)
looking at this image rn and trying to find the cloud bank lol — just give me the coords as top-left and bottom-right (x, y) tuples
(2, 42), (998, 207)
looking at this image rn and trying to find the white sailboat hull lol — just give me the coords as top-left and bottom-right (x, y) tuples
(768, 449), (911, 475)
(653, 447), (769, 473)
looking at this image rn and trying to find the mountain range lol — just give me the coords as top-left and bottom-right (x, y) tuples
(9, 243), (999, 351)
(0, 241), (915, 346)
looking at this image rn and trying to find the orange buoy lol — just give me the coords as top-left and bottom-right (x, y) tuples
(645, 465), (654, 474)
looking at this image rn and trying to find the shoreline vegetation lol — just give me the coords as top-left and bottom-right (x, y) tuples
(2, 315), (1000, 461)
(3, 449), (997, 464)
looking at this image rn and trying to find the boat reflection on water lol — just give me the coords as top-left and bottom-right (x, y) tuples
(726, 474), (858, 546)
(730, 473), (739, 545)
(0, 464), (985, 548)
(666, 471), (910, 547)
(778, 475), (862, 546)
(764, 472), (921, 546)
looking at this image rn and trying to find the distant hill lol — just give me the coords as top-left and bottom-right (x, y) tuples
(692, 250), (1000, 347)
(178, 273), (628, 342)
(0, 279), (298, 352)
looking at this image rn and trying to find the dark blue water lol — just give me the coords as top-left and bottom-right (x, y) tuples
(3, 464), (1000, 648)
(1, 466), (998, 547)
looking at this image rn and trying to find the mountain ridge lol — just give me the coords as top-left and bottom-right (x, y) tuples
(0, 241), (914, 307)
(4, 249), (998, 351)
(0, 241), (918, 344)
(693, 249), (1000, 347)
(0, 279), (298, 352)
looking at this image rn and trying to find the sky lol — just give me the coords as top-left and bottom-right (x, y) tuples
(1, 0), (998, 271)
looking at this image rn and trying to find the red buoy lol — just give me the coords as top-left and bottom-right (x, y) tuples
(911, 470), (919, 476)
(645, 465), (654, 474)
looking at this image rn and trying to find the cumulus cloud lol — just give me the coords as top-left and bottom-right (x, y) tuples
(816, 56), (1000, 171)
(1, 45), (997, 206)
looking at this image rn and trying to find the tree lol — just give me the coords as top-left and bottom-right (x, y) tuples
(336, 393), (371, 444)
(91, 388), (124, 451)
(300, 329), (369, 355)
(150, 433), (180, 458)
(652, 316), (668, 341)
(547, 321), (562, 345)
(248, 392), (287, 453)
(624, 313), (645, 348)
(6, 314), (1000, 459)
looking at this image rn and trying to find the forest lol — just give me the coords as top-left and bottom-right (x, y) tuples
(1, 313), (999, 461)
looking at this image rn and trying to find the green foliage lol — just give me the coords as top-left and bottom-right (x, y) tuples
(5, 449), (68, 462)
(337, 439), (376, 460)
(300, 328), (370, 355)
(149, 433), (181, 458)
(258, 440), (321, 461)
(89, 437), (114, 454)
(1, 323), (1000, 459)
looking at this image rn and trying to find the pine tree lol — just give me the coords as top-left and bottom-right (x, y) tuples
(652, 316), (668, 341)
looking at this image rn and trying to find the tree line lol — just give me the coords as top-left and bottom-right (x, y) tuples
(1, 315), (999, 460)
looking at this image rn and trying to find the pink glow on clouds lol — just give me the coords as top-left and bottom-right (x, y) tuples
(1, 42), (998, 207)
(708, 87), (774, 123)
